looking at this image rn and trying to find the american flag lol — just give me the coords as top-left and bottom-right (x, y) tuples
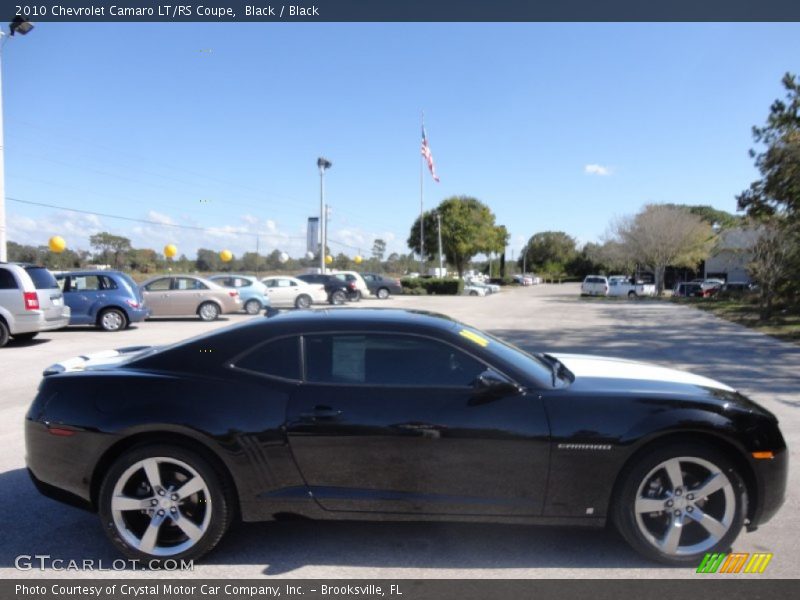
(421, 125), (440, 183)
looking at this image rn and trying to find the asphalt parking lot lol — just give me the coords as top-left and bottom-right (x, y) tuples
(0, 283), (797, 579)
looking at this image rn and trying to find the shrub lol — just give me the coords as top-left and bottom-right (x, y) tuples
(421, 279), (464, 295)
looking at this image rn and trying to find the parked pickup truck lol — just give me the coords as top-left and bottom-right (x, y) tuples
(607, 275), (656, 298)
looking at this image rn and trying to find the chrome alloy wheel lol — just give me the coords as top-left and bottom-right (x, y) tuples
(199, 303), (219, 321)
(634, 456), (735, 556)
(110, 457), (212, 557)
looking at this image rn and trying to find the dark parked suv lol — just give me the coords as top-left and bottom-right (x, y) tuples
(296, 273), (357, 305)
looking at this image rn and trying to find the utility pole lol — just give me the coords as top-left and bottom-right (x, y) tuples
(436, 212), (444, 277)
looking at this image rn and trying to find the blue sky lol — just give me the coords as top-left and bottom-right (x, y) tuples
(4, 22), (800, 259)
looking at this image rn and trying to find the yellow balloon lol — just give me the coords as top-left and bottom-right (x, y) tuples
(49, 236), (66, 253)
(325, 255), (333, 265)
(354, 255), (363, 264)
(164, 244), (178, 258)
(220, 249), (233, 263)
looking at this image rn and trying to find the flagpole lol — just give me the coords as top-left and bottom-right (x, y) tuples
(419, 110), (424, 275)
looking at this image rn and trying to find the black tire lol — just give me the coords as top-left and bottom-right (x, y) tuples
(351, 290), (362, 302)
(98, 308), (128, 332)
(197, 302), (220, 322)
(98, 444), (233, 565)
(330, 290), (346, 305)
(612, 441), (747, 565)
(377, 288), (390, 300)
(11, 331), (39, 341)
(0, 320), (12, 347)
(295, 294), (312, 309)
(628, 291), (637, 299)
(244, 299), (261, 315)
(469, 290), (478, 296)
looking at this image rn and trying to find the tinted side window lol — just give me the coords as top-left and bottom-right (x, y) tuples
(305, 334), (486, 387)
(0, 268), (18, 290)
(235, 337), (301, 380)
(71, 275), (102, 291)
(25, 267), (59, 290)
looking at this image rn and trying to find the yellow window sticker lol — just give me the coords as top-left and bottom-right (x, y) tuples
(459, 329), (489, 348)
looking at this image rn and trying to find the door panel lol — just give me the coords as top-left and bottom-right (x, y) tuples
(286, 333), (550, 516)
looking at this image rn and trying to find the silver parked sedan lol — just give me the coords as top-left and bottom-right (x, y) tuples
(139, 275), (241, 321)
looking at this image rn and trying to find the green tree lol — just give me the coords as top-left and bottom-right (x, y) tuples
(737, 73), (800, 221)
(89, 232), (132, 269)
(371, 238), (387, 262)
(196, 248), (222, 272)
(407, 196), (505, 278)
(519, 231), (577, 274)
(129, 248), (159, 273)
(241, 252), (266, 274)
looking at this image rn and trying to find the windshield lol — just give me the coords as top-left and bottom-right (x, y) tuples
(455, 324), (556, 388)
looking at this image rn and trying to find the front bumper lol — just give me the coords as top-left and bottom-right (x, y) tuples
(749, 446), (789, 528)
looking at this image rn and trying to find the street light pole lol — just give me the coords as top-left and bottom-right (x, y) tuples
(0, 18), (34, 262)
(317, 157), (332, 273)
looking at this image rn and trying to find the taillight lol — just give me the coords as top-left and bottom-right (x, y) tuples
(228, 291), (239, 298)
(24, 291), (40, 310)
(348, 282), (357, 290)
(125, 299), (140, 309)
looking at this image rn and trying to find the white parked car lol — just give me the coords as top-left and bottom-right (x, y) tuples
(261, 276), (328, 309)
(463, 283), (487, 297)
(581, 275), (609, 296)
(607, 275), (657, 298)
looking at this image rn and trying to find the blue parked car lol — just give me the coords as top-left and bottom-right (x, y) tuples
(207, 274), (271, 314)
(55, 270), (150, 331)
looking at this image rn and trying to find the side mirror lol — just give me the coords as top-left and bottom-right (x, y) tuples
(470, 370), (523, 405)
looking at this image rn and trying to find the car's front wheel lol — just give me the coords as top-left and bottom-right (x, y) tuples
(613, 441), (747, 565)
(198, 302), (220, 321)
(295, 294), (312, 309)
(330, 290), (346, 305)
(98, 444), (232, 564)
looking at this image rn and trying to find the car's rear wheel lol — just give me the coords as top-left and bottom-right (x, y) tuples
(469, 290), (478, 296)
(98, 308), (128, 332)
(613, 442), (746, 565)
(330, 290), (346, 305)
(244, 299), (261, 315)
(377, 287), (390, 299)
(98, 444), (232, 564)
(0, 320), (8, 347)
(295, 294), (312, 309)
(198, 302), (220, 321)
(627, 291), (637, 299)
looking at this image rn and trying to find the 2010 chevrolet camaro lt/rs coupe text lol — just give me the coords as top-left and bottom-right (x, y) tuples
(25, 309), (787, 565)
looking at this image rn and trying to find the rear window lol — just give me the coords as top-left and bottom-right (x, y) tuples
(25, 267), (59, 290)
(585, 277), (606, 284)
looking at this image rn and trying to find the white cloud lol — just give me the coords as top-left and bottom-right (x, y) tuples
(584, 164), (612, 176)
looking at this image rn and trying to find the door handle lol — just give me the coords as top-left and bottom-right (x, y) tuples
(300, 405), (343, 420)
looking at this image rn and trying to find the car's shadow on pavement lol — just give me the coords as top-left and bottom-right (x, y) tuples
(0, 468), (663, 575)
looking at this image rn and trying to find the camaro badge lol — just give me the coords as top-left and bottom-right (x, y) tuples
(557, 443), (613, 451)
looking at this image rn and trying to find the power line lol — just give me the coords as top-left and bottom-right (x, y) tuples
(7, 195), (366, 253)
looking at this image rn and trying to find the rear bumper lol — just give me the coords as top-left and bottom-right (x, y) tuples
(127, 306), (151, 323)
(12, 309), (71, 334)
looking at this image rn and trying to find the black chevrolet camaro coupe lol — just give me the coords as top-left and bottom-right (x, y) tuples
(26, 309), (787, 565)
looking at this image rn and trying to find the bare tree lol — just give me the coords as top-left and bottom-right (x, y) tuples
(611, 204), (714, 295)
(747, 219), (797, 319)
